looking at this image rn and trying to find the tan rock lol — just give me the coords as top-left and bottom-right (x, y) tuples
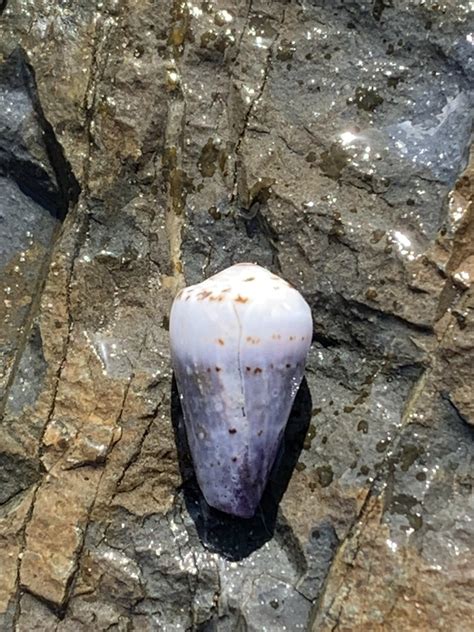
(20, 466), (101, 606)
(313, 497), (474, 632)
(0, 488), (36, 615)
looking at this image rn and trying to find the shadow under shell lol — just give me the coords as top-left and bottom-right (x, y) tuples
(170, 374), (312, 561)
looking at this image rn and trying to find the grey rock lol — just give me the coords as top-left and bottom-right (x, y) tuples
(0, 48), (78, 399)
(0, 1), (472, 631)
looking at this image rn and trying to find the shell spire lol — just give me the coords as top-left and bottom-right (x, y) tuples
(169, 263), (312, 518)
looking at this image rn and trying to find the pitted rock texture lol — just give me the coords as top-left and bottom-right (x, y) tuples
(0, 1), (473, 630)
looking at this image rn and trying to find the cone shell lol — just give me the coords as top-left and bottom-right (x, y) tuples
(169, 263), (312, 518)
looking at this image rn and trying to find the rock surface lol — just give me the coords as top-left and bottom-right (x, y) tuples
(0, 1), (473, 630)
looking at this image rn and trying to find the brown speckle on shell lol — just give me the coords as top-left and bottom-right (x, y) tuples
(246, 336), (260, 344)
(198, 290), (212, 300)
(217, 338), (225, 345)
(235, 294), (248, 303)
(254, 367), (262, 374)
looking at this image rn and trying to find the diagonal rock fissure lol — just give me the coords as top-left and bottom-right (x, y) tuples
(230, 8), (286, 206)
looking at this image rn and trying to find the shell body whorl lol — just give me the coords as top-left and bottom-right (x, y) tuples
(169, 263), (312, 518)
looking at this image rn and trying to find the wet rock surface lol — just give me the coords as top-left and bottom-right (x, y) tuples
(0, 1), (473, 630)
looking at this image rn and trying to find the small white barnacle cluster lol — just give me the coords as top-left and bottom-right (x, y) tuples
(169, 263), (312, 518)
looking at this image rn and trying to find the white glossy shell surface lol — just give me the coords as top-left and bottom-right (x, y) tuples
(170, 263), (312, 517)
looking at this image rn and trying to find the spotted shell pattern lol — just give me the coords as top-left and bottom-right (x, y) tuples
(169, 263), (313, 518)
